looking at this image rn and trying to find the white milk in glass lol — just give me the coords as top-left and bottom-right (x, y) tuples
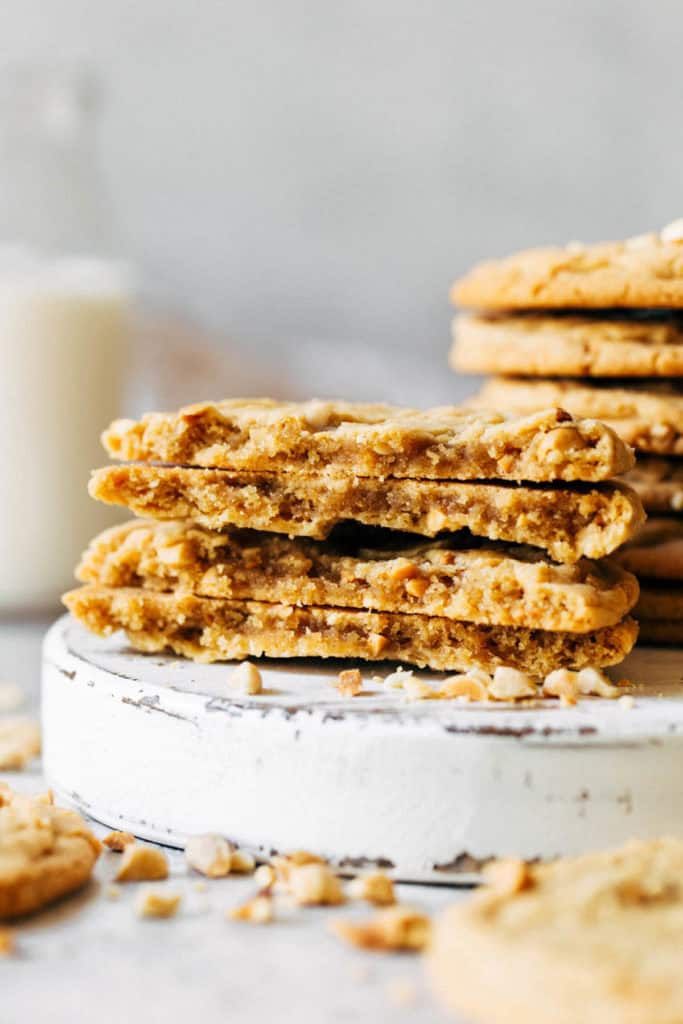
(0, 253), (129, 610)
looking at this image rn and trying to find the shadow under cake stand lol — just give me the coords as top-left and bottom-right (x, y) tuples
(42, 616), (683, 884)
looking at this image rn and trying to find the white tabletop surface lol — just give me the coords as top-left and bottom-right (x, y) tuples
(1, 617), (464, 1024)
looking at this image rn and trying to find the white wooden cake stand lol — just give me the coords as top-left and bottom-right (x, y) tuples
(42, 615), (683, 884)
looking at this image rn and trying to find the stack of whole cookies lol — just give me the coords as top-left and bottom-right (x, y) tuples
(64, 398), (643, 685)
(451, 220), (683, 644)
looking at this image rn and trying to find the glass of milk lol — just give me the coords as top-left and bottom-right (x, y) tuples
(0, 68), (131, 611)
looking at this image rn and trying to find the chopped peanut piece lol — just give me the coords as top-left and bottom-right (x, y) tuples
(228, 895), (273, 924)
(0, 929), (14, 956)
(271, 850), (326, 882)
(367, 632), (389, 656)
(185, 833), (234, 878)
(103, 830), (136, 852)
(402, 678), (434, 702)
(115, 844), (169, 883)
(289, 863), (345, 906)
(135, 887), (181, 919)
(543, 669), (580, 705)
(388, 560), (421, 582)
(483, 858), (532, 895)
(336, 669), (363, 698)
(577, 667), (620, 699)
(230, 849), (256, 874)
(331, 905), (431, 951)
(383, 668), (411, 691)
(228, 661), (263, 695)
(348, 872), (396, 906)
(404, 576), (428, 598)
(254, 864), (276, 889)
(489, 667), (536, 701)
(438, 674), (488, 702)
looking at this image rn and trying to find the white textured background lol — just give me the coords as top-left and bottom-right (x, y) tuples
(2, 0), (681, 406)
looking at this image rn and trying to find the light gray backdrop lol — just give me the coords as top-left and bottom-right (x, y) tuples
(2, 0), (680, 407)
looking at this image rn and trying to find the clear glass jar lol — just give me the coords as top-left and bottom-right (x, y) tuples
(0, 67), (131, 612)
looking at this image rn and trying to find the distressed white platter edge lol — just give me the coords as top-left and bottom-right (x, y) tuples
(42, 615), (683, 884)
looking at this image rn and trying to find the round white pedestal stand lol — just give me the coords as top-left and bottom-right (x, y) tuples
(42, 616), (683, 883)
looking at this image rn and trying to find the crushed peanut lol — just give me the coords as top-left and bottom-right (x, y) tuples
(488, 667), (537, 701)
(483, 858), (532, 895)
(383, 669), (412, 691)
(135, 887), (181, 919)
(185, 833), (234, 878)
(228, 661), (263, 695)
(618, 695), (636, 711)
(336, 669), (363, 698)
(230, 849), (256, 874)
(288, 863), (345, 906)
(103, 830), (136, 852)
(0, 929), (14, 956)
(404, 577), (428, 598)
(388, 560), (421, 582)
(577, 667), (620, 699)
(543, 669), (580, 705)
(438, 672), (489, 702)
(331, 905), (431, 951)
(228, 894), (274, 924)
(348, 872), (396, 907)
(115, 844), (169, 883)
(271, 850), (326, 883)
(368, 633), (389, 656)
(254, 864), (276, 889)
(401, 678), (434, 702)
(660, 218), (683, 243)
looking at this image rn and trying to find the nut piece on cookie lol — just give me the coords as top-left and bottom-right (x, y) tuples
(115, 844), (169, 883)
(228, 661), (263, 695)
(185, 833), (234, 878)
(103, 830), (136, 852)
(348, 872), (396, 907)
(336, 669), (363, 698)
(135, 887), (181, 919)
(288, 863), (345, 906)
(331, 905), (431, 952)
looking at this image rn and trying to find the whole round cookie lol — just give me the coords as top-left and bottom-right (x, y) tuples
(452, 312), (683, 377)
(0, 785), (101, 918)
(452, 221), (683, 310)
(429, 839), (683, 1024)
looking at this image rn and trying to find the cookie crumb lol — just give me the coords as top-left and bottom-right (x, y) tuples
(228, 894), (273, 924)
(289, 863), (345, 906)
(336, 669), (363, 698)
(116, 844), (169, 882)
(135, 887), (181, 918)
(331, 905), (431, 951)
(228, 661), (262, 695)
(185, 833), (234, 878)
(103, 830), (136, 852)
(348, 872), (396, 906)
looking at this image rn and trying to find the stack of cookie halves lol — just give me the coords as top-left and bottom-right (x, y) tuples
(451, 220), (683, 644)
(64, 398), (644, 680)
